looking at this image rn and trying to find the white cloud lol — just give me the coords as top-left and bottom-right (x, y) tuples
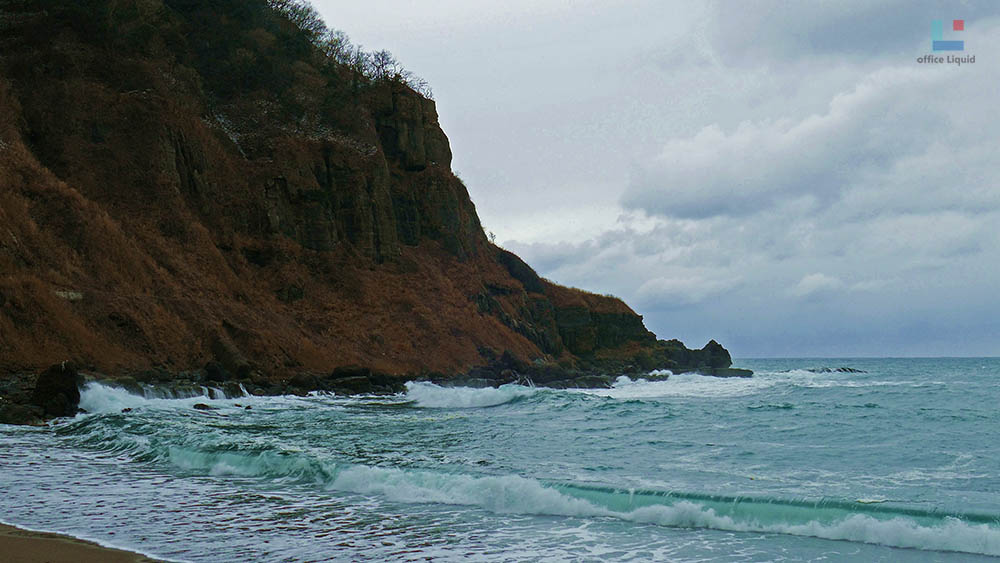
(636, 273), (741, 307)
(622, 66), (959, 219)
(790, 273), (844, 299)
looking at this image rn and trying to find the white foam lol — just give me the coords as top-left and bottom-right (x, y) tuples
(324, 464), (1000, 556)
(78, 382), (175, 413)
(78, 382), (249, 415)
(404, 382), (536, 408)
(567, 369), (924, 400)
(629, 503), (1000, 555)
(330, 465), (601, 515)
(574, 374), (777, 399)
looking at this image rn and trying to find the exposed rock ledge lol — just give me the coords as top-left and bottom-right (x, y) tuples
(0, 358), (753, 425)
(0, 2), (747, 414)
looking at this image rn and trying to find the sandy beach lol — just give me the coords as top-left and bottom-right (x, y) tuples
(0, 523), (160, 563)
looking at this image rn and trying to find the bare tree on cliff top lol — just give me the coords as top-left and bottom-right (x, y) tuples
(266, 0), (327, 40)
(266, 0), (433, 98)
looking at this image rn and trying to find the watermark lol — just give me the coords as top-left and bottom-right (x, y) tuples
(917, 19), (975, 65)
(932, 19), (963, 51)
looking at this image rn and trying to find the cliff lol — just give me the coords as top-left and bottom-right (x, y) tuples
(0, 0), (737, 396)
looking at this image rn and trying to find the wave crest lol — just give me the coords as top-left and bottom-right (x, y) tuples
(78, 382), (247, 415)
(55, 407), (1000, 558)
(404, 382), (536, 408)
(330, 465), (1000, 556)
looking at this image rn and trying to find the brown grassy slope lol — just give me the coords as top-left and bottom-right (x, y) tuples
(0, 0), (724, 379)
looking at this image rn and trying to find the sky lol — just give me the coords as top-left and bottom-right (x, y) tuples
(313, 1), (1000, 358)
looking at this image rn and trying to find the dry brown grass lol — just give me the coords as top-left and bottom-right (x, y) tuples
(0, 8), (663, 380)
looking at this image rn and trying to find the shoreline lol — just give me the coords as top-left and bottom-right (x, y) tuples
(1, 361), (753, 426)
(0, 522), (163, 563)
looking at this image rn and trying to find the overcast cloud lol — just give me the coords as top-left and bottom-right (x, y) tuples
(317, 1), (1000, 357)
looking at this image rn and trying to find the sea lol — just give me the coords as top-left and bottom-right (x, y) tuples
(2, 358), (999, 562)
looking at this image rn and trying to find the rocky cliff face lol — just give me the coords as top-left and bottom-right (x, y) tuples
(0, 0), (734, 388)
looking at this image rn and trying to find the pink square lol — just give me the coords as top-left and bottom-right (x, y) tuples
(953, 20), (964, 31)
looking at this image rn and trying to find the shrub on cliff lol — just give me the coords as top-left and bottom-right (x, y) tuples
(265, 0), (433, 98)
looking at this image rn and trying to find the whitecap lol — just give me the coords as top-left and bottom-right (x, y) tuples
(404, 382), (536, 408)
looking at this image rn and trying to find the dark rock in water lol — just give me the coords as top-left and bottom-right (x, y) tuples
(700, 340), (733, 369)
(112, 376), (143, 395)
(192, 403), (214, 411)
(257, 383), (285, 396)
(497, 369), (517, 384)
(570, 375), (613, 389)
(222, 381), (245, 398)
(697, 367), (753, 378)
(543, 375), (612, 389)
(121, 408), (133, 413)
(330, 376), (374, 395)
(324, 368), (406, 395)
(523, 363), (575, 384)
(0, 402), (45, 425)
(132, 367), (174, 384)
(643, 372), (670, 382)
(806, 367), (867, 374)
(245, 405), (252, 410)
(288, 373), (318, 390)
(32, 362), (83, 417)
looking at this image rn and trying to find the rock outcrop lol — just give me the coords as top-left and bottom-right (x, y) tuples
(0, 0), (744, 412)
(31, 362), (83, 417)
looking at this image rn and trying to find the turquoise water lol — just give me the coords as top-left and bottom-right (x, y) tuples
(2, 358), (1000, 561)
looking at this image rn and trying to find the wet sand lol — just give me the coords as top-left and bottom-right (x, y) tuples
(0, 523), (161, 562)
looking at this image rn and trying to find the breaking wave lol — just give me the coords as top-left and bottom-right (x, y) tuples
(57, 385), (1000, 558)
(575, 374), (777, 399)
(59, 374), (1000, 557)
(130, 448), (1000, 556)
(78, 381), (248, 414)
(404, 381), (537, 408)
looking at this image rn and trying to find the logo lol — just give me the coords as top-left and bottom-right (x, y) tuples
(932, 19), (964, 51)
(917, 19), (974, 65)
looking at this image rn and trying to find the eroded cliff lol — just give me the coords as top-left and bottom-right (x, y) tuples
(0, 0), (735, 390)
